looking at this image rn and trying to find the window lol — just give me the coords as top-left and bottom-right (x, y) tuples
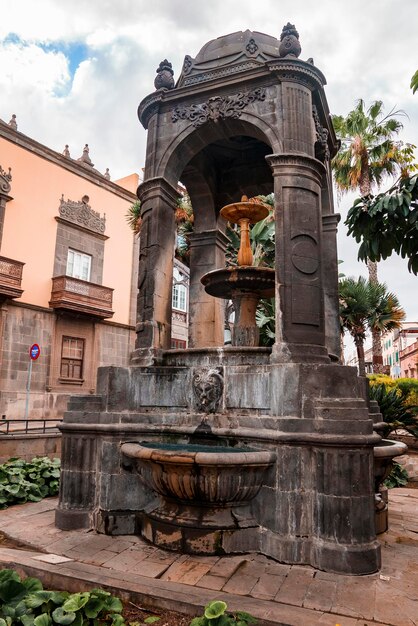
(60, 337), (84, 380)
(171, 339), (187, 349)
(66, 249), (92, 281)
(172, 267), (187, 312)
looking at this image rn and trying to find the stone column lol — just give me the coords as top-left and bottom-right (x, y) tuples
(322, 213), (341, 361)
(131, 177), (179, 365)
(188, 230), (229, 348)
(266, 154), (329, 363)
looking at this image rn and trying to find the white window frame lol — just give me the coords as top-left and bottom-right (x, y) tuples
(172, 267), (188, 312)
(66, 249), (92, 281)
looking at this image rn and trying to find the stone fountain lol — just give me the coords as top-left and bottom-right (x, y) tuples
(56, 24), (383, 575)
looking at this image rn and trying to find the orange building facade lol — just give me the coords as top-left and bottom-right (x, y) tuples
(0, 118), (141, 419)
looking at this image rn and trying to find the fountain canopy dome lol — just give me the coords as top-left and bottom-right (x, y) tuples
(177, 29), (281, 87)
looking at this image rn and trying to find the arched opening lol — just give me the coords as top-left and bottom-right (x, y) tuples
(166, 123), (274, 349)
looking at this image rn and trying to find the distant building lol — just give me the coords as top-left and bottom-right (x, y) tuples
(346, 345), (373, 375)
(382, 322), (418, 378)
(0, 117), (188, 419)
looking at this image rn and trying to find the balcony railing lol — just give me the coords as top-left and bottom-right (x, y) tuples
(0, 256), (24, 300)
(50, 275), (114, 319)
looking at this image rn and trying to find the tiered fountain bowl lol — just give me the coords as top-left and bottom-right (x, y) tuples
(201, 196), (275, 347)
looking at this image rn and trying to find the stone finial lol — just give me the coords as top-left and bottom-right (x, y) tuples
(279, 22), (301, 58)
(8, 114), (17, 130)
(104, 168), (110, 180)
(63, 144), (70, 158)
(154, 59), (175, 90)
(77, 144), (94, 167)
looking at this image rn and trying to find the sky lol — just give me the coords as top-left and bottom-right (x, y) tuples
(1, 0), (417, 340)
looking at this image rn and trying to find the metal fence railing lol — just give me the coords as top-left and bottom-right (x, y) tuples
(0, 419), (62, 435)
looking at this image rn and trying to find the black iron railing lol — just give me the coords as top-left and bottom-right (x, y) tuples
(0, 419), (62, 435)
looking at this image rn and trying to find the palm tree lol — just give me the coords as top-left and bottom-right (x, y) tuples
(332, 99), (408, 371)
(339, 276), (371, 376)
(339, 276), (406, 376)
(367, 282), (406, 369)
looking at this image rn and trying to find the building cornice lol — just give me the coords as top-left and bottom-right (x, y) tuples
(0, 120), (137, 203)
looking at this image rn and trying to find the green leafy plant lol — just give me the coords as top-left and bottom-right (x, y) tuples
(0, 570), (124, 626)
(384, 462), (409, 488)
(0, 457), (61, 510)
(190, 600), (256, 626)
(368, 383), (418, 438)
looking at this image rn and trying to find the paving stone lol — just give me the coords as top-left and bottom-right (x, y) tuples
(86, 550), (118, 566)
(303, 577), (337, 612)
(274, 567), (315, 606)
(208, 555), (246, 579)
(374, 579), (418, 625)
(173, 562), (213, 585)
(129, 558), (174, 578)
(98, 548), (151, 572)
(195, 574), (225, 591)
(331, 578), (376, 620)
(251, 573), (285, 600)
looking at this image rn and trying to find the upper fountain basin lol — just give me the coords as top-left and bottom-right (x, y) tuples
(201, 266), (275, 299)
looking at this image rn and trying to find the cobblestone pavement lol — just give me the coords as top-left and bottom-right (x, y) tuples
(1, 489), (417, 625)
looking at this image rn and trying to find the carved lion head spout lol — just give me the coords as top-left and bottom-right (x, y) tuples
(192, 368), (224, 413)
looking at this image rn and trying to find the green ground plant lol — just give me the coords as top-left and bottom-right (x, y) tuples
(190, 600), (256, 626)
(0, 570), (124, 626)
(0, 457), (60, 510)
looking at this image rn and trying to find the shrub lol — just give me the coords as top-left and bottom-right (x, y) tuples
(0, 457), (60, 510)
(369, 384), (418, 438)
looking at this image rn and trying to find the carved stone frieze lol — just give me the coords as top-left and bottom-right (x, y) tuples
(0, 165), (12, 195)
(312, 105), (330, 162)
(172, 87), (266, 127)
(267, 60), (326, 90)
(58, 194), (106, 234)
(192, 367), (224, 413)
(183, 61), (260, 87)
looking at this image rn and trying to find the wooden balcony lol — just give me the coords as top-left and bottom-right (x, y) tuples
(0, 256), (24, 301)
(50, 275), (114, 319)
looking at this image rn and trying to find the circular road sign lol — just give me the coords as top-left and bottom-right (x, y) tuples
(29, 344), (41, 360)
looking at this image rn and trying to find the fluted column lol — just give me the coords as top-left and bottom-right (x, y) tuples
(131, 177), (179, 365)
(266, 154), (329, 363)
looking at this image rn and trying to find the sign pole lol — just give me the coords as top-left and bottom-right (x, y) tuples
(25, 344), (41, 421)
(24, 359), (33, 421)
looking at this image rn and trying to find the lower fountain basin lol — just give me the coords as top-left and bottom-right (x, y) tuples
(121, 441), (276, 554)
(121, 441), (275, 504)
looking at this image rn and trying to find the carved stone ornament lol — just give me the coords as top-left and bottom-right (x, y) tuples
(246, 38), (258, 55)
(182, 55), (193, 75)
(172, 87), (266, 128)
(58, 194), (106, 234)
(0, 165), (12, 195)
(312, 105), (330, 161)
(192, 368), (224, 413)
(279, 22), (301, 58)
(154, 59), (175, 90)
